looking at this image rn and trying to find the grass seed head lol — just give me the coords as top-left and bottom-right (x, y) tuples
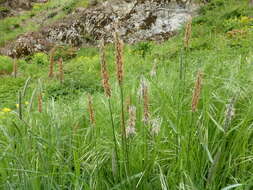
(150, 117), (162, 136)
(126, 105), (137, 138)
(114, 31), (124, 85)
(191, 70), (203, 112)
(125, 96), (131, 112)
(48, 47), (56, 78)
(141, 78), (150, 125)
(150, 59), (158, 77)
(224, 98), (236, 131)
(184, 16), (192, 49)
(100, 39), (111, 98)
(138, 76), (150, 124)
(38, 93), (42, 113)
(88, 94), (95, 126)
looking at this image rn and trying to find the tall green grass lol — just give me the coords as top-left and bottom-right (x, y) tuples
(0, 0), (253, 189)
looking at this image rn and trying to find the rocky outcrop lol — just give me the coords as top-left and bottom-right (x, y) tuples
(0, 0), (197, 58)
(0, 0), (48, 18)
(0, 0), (33, 12)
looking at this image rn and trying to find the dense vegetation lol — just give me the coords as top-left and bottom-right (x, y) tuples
(0, 0), (253, 189)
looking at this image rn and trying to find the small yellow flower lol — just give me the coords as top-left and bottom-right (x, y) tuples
(2, 108), (11, 113)
(25, 101), (29, 105)
(16, 104), (19, 108)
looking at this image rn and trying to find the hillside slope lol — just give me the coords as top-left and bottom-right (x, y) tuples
(0, 0), (253, 189)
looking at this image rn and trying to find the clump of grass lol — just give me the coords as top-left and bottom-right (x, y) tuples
(100, 38), (119, 178)
(114, 29), (130, 180)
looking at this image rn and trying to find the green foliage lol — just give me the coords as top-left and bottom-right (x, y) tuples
(23, 63), (42, 77)
(222, 7), (244, 19)
(0, 6), (9, 12)
(0, 77), (25, 108)
(132, 42), (153, 58)
(199, 0), (224, 15)
(0, 55), (13, 74)
(54, 45), (77, 61)
(31, 52), (49, 65)
(64, 55), (102, 92)
(65, 55), (101, 75)
(45, 76), (101, 100)
(223, 16), (253, 32)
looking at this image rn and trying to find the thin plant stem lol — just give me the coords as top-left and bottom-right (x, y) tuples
(119, 85), (129, 178)
(18, 91), (22, 120)
(108, 98), (120, 180)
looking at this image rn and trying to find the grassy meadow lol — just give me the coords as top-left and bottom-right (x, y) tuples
(0, 0), (253, 189)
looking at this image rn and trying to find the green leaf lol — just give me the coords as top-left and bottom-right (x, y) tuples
(221, 184), (243, 190)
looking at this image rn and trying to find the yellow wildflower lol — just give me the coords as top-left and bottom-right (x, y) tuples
(16, 104), (19, 108)
(2, 108), (11, 113)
